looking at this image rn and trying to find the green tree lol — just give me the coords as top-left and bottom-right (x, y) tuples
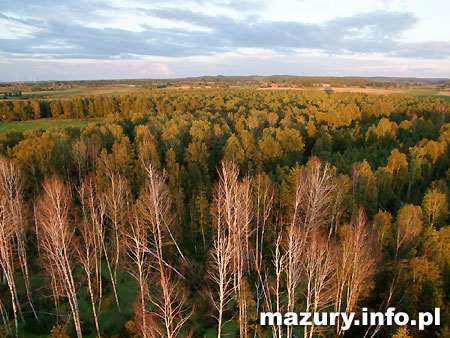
(223, 134), (245, 165)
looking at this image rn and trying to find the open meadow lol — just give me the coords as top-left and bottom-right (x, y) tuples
(0, 84), (146, 100)
(0, 118), (103, 134)
(24, 85), (145, 99)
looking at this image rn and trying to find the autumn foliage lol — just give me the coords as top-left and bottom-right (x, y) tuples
(0, 88), (448, 337)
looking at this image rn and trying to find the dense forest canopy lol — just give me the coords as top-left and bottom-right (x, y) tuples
(0, 88), (448, 337)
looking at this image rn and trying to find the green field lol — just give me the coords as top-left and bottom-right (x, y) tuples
(390, 89), (439, 97)
(20, 85), (146, 99)
(390, 89), (450, 101)
(429, 94), (450, 100)
(0, 118), (103, 134)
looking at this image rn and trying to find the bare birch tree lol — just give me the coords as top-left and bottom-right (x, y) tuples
(298, 157), (336, 234)
(37, 176), (82, 338)
(213, 161), (253, 338)
(334, 208), (376, 336)
(76, 178), (104, 337)
(283, 225), (304, 338)
(263, 157), (338, 338)
(253, 172), (274, 274)
(77, 218), (101, 337)
(302, 231), (335, 338)
(77, 175), (104, 313)
(0, 197), (21, 337)
(263, 232), (284, 338)
(0, 155), (38, 322)
(98, 164), (130, 313)
(209, 182), (234, 338)
(137, 163), (192, 338)
(126, 213), (152, 338)
(236, 178), (253, 338)
(270, 158), (336, 338)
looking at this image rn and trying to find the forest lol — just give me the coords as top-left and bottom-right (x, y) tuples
(0, 88), (448, 337)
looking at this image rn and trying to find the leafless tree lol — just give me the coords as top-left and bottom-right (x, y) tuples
(0, 197), (21, 337)
(77, 219), (101, 337)
(137, 163), (192, 338)
(126, 213), (152, 338)
(36, 176), (82, 338)
(150, 269), (192, 338)
(77, 175), (104, 313)
(251, 173), (275, 338)
(239, 177), (252, 273)
(76, 178), (104, 337)
(283, 225), (304, 338)
(334, 208), (376, 336)
(282, 164), (311, 338)
(43, 251), (64, 321)
(253, 172), (274, 274)
(0, 156), (38, 322)
(266, 158), (336, 338)
(263, 231), (284, 338)
(296, 158), (336, 235)
(213, 161), (253, 338)
(236, 178), (253, 338)
(302, 231), (335, 338)
(98, 163), (131, 313)
(209, 184), (234, 338)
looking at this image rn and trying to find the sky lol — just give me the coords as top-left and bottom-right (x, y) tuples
(1, 0), (450, 81)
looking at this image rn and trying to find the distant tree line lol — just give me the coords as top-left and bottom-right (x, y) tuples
(3, 75), (447, 99)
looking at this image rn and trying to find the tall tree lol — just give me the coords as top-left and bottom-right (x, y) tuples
(0, 198), (21, 337)
(37, 176), (82, 338)
(98, 161), (131, 313)
(0, 156), (38, 323)
(77, 176), (104, 337)
(136, 163), (191, 338)
(209, 191), (234, 338)
(334, 208), (377, 336)
(126, 213), (152, 338)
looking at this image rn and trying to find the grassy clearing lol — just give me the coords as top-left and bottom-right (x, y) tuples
(24, 88), (86, 98)
(391, 89), (450, 100)
(390, 89), (439, 97)
(430, 94), (450, 100)
(22, 85), (146, 99)
(0, 118), (103, 134)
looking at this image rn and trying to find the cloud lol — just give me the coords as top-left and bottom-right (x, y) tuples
(146, 8), (419, 54)
(0, 0), (449, 65)
(0, 13), (42, 27)
(395, 41), (450, 59)
(0, 0), (115, 23)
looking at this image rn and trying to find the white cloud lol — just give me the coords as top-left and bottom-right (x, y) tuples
(0, 0), (449, 79)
